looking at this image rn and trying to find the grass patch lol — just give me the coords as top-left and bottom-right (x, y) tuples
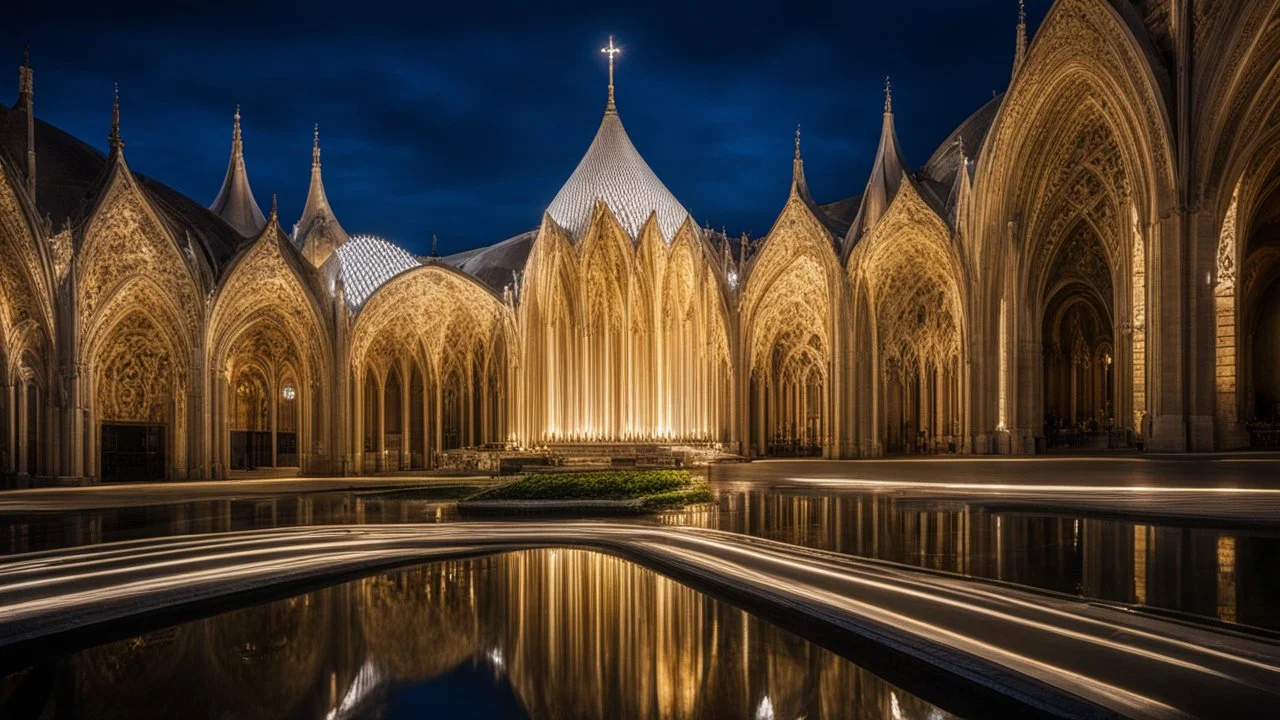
(465, 469), (709, 510)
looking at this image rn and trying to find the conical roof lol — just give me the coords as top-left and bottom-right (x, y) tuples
(209, 107), (266, 237)
(844, 85), (912, 250)
(546, 110), (689, 243)
(295, 125), (350, 266)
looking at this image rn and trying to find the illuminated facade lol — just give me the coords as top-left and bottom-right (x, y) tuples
(2, 0), (1280, 483)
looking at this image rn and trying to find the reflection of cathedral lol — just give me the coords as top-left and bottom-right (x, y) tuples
(2, 1), (1280, 483)
(27, 551), (952, 720)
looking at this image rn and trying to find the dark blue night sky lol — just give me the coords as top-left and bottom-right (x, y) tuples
(6, 1), (1045, 256)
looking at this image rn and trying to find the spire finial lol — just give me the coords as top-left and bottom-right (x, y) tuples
(1013, 0), (1028, 80)
(270, 192), (278, 221)
(601, 35), (621, 114)
(431, 234), (439, 258)
(312, 123), (321, 169)
(232, 105), (243, 156)
(20, 45), (32, 98)
(19, 46), (35, 200)
(794, 124), (801, 161)
(884, 76), (892, 114)
(108, 82), (124, 152)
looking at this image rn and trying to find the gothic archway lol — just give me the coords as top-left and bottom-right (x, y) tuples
(742, 197), (843, 458)
(349, 264), (509, 473)
(850, 183), (966, 455)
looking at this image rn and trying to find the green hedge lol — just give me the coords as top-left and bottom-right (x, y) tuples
(468, 469), (700, 502)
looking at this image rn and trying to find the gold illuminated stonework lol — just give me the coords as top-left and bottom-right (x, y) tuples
(2, 1), (1280, 483)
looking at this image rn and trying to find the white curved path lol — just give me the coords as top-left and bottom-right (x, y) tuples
(1, 523), (1278, 719)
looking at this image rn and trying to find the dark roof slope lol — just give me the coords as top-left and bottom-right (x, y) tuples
(0, 103), (244, 274)
(443, 229), (536, 291)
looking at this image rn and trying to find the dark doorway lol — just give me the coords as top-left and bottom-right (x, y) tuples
(101, 423), (165, 483)
(276, 432), (298, 467)
(230, 431), (273, 470)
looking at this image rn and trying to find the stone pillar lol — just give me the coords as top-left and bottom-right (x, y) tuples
(16, 381), (29, 475)
(434, 377), (443, 466)
(375, 376), (385, 473)
(1148, 213), (1188, 452)
(2, 382), (13, 474)
(270, 377), (278, 469)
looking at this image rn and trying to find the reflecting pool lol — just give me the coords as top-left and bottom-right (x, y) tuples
(0, 549), (959, 719)
(2, 470), (1278, 632)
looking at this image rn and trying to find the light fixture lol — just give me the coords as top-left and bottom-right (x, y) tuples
(282, 384), (297, 401)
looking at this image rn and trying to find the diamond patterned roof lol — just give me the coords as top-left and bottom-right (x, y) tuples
(546, 111), (689, 243)
(336, 234), (421, 307)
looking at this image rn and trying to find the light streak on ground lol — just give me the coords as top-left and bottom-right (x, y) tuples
(1, 524), (1278, 718)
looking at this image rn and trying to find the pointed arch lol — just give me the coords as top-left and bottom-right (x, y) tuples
(349, 262), (509, 472)
(741, 193), (846, 457)
(849, 181), (968, 455)
(208, 226), (332, 476)
(972, 0), (1176, 453)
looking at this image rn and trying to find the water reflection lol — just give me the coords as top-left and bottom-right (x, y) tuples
(659, 491), (1280, 630)
(3, 483), (1278, 632)
(0, 550), (958, 720)
(0, 492), (462, 555)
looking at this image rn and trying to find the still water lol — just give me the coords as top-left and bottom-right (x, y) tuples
(2, 477), (1278, 631)
(0, 549), (959, 720)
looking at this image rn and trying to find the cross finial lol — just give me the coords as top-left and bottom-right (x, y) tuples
(884, 76), (892, 113)
(108, 82), (124, 152)
(312, 123), (321, 168)
(794, 124), (802, 160)
(601, 35), (621, 114)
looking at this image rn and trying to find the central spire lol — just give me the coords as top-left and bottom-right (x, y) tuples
(601, 35), (620, 114)
(295, 123), (349, 267)
(210, 105), (266, 237)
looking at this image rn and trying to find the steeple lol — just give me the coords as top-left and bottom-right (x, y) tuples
(601, 35), (621, 114)
(107, 83), (124, 156)
(791, 123), (815, 206)
(846, 76), (912, 246)
(17, 47), (35, 201)
(1013, 0), (1028, 81)
(209, 105), (266, 237)
(295, 124), (350, 267)
(946, 137), (973, 230)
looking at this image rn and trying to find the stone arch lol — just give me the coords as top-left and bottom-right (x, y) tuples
(973, 0), (1176, 453)
(83, 281), (191, 482)
(78, 175), (204, 480)
(208, 229), (331, 476)
(0, 159), (57, 478)
(350, 263), (508, 472)
(849, 183), (968, 455)
(1226, 123), (1280, 446)
(741, 196), (845, 457)
(1203, 6), (1280, 446)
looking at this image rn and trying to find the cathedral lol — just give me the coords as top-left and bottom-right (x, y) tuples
(1, 0), (1279, 483)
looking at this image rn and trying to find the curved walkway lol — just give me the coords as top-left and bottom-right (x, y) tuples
(1, 524), (1278, 719)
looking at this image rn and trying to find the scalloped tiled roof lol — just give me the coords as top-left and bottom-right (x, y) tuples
(335, 234), (420, 307)
(546, 111), (689, 243)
